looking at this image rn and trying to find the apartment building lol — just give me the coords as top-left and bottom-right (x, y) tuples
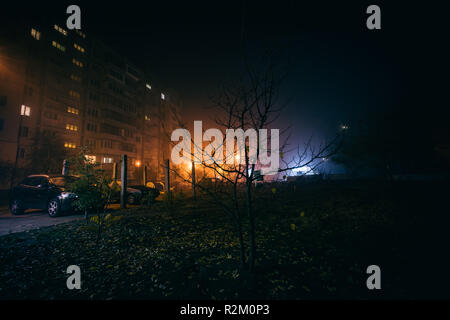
(0, 20), (181, 188)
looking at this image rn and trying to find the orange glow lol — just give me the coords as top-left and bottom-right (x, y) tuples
(135, 160), (141, 167)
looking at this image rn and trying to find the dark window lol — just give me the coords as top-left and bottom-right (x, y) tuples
(45, 111), (58, 120)
(19, 148), (25, 158)
(87, 123), (97, 132)
(0, 96), (6, 106)
(87, 108), (98, 117)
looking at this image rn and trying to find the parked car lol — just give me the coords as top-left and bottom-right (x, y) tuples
(9, 175), (79, 217)
(109, 181), (143, 205)
(128, 183), (160, 202)
(152, 181), (175, 194)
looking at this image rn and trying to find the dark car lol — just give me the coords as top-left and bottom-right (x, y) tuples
(109, 181), (144, 205)
(9, 175), (79, 217)
(128, 184), (160, 202)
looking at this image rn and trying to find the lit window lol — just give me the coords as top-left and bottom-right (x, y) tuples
(54, 25), (67, 36)
(161, 93), (165, 100)
(51, 40), (66, 52)
(20, 105), (31, 117)
(103, 157), (113, 164)
(67, 106), (79, 115)
(31, 28), (41, 40)
(64, 142), (76, 149)
(74, 43), (85, 53)
(70, 74), (81, 82)
(69, 90), (80, 99)
(75, 30), (86, 39)
(146, 84), (152, 90)
(66, 124), (78, 131)
(72, 58), (83, 68)
(85, 155), (96, 163)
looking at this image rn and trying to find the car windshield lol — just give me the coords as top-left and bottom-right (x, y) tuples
(50, 176), (78, 187)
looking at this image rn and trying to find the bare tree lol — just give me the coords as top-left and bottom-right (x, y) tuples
(164, 54), (341, 273)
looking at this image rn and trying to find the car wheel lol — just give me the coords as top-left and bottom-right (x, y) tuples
(10, 199), (24, 215)
(47, 198), (61, 217)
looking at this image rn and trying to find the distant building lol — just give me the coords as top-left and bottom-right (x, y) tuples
(0, 20), (181, 188)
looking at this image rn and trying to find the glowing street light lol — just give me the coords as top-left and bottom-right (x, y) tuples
(135, 160), (141, 167)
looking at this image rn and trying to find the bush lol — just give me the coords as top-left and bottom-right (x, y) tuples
(67, 147), (113, 219)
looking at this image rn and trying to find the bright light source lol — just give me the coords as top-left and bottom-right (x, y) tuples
(161, 93), (165, 100)
(20, 105), (31, 117)
(292, 166), (314, 175)
(135, 160), (141, 167)
(30, 28), (41, 40)
(85, 155), (96, 163)
(340, 124), (349, 130)
(146, 84), (152, 90)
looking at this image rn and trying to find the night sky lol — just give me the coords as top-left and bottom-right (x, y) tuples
(3, 1), (449, 146)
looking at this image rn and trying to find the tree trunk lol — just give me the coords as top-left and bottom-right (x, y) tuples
(235, 216), (246, 269)
(233, 183), (247, 269)
(245, 181), (256, 273)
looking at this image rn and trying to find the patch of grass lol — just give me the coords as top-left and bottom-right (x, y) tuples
(0, 180), (449, 299)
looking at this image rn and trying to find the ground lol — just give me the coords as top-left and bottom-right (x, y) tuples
(0, 180), (449, 299)
(0, 203), (133, 236)
(0, 207), (82, 236)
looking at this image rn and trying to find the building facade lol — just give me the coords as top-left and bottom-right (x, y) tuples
(0, 20), (181, 188)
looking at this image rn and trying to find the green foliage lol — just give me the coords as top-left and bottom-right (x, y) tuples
(90, 214), (123, 226)
(67, 147), (113, 215)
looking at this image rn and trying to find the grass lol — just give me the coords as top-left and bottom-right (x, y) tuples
(0, 180), (449, 299)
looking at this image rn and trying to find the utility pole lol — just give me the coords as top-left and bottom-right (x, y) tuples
(192, 161), (196, 200)
(112, 162), (118, 182)
(120, 155), (127, 209)
(62, 159), (69, 175)
(164, 159), (170, 200)
(143, 165), (147, 185)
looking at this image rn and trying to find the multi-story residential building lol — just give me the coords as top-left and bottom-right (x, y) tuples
(0, 20), (181, 189)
